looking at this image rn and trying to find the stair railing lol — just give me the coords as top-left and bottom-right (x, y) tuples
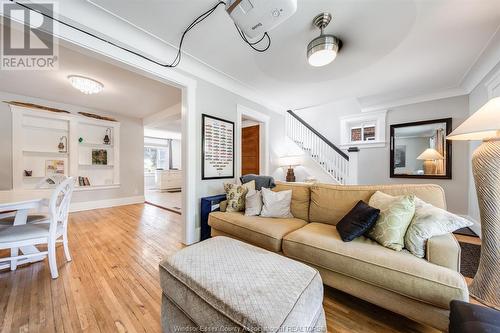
(286, 110), (352, 184)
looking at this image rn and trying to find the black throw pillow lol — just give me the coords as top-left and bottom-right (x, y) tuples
(336, 200), (380, 242)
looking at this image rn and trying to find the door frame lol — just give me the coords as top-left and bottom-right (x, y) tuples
(47, 21), (198, 245)
(236, 105), (270, 181)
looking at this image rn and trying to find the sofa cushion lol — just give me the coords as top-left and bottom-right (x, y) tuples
(282, 223), (468, 309)
(273, 182), (311, 221)
(208, 211), (307, 252)
(309, 183), (446, 225)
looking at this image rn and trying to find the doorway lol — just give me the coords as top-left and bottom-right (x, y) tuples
(144, 108), (183, 214)
(241, 122), (260, 176)
(237, 105), (270, 179)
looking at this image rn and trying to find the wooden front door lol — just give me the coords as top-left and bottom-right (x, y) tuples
(241, 125), (260, 176)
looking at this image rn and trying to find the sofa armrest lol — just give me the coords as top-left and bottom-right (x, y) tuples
(426, 233), (461, 271)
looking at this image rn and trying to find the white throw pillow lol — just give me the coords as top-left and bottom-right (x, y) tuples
(260, 188), (293, 218)
(245, 190), (263, 216)
(404, 197), (473, 258)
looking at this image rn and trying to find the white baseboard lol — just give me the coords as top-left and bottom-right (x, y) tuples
(70, 195), (145, 212)
(460, 215), (482, 238)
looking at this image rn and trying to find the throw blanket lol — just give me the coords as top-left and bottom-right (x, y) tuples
(240, 174), (276, 190)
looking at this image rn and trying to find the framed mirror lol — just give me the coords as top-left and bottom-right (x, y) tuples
(390, 118), (452, 179)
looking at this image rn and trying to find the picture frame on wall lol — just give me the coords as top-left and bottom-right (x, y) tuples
(202, 114), (235, 180)
(45, 160), (65, 176)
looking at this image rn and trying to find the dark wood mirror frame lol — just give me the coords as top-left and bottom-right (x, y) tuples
(390, 118), (452, 179)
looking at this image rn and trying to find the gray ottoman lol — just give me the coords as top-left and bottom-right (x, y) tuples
(159, 236), (326, 333)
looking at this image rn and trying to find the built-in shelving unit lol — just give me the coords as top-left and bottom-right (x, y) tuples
(11, 105), (120, 191)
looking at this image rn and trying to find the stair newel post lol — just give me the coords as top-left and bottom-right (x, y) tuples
(346, 147), (359, 185)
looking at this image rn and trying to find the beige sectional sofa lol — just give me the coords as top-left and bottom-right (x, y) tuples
(208, 182), (469, 331)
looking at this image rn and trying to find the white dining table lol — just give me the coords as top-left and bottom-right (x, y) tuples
(0, 190), (51, 270)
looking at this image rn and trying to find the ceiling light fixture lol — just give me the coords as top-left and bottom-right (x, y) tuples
(307, 13), (342, 67)
(67, 75), (104, 95)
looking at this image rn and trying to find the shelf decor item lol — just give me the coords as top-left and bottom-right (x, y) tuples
(4, 101), (70, 114)
(78, 112), (117, 122)
(201, 114), (234, 180)
(24, 170), (32, 177)
(447, 97), (500, 308)
(45, 160), (64, 176)
(104, 128), (111, 145)
(58, 136), (68, 153)
(92, 149), (108, 165)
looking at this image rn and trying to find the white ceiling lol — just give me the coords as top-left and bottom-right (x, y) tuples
(0, 30), (181, 118)
(146, 114), (182, 134)
(87, 0), (500, 110)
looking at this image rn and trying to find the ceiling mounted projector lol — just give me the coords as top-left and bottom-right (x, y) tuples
(226, 0), (297, 39)
(307, 13), (342, 67)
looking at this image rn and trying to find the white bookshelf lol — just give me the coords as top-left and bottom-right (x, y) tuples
(11, 105), (120, 191)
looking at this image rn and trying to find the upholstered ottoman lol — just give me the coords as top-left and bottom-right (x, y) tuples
(159, 236), (326, 333)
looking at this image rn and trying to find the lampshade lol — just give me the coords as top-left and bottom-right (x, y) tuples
(280, 155), (302, 167)
(447, 97), (500, 141)
(417, 148), (444, 161)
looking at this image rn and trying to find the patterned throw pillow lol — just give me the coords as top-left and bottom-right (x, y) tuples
(224, 181), (255, 212)
(367, 191), (416, 251)
(405, 197), (473, 258)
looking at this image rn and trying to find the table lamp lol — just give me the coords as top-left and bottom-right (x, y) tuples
(280, 155), (302, 182)
(447, 96), (500, 308)
(416, 148), (444, 175)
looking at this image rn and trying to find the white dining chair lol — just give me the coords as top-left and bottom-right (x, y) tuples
(0, 175), (69, 226)
(0, 177), (75, 279)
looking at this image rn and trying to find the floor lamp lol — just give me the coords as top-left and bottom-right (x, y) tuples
(447, 97), (500, 308)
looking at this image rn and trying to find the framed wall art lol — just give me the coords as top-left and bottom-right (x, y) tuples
(202, 114), (234, 180)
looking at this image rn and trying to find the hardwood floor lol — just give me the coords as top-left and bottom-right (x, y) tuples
(0, 204), (448, 332)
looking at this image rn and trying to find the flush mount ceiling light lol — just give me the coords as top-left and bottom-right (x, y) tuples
(67, 75), (104, 95)
(307, 13), (342, 67)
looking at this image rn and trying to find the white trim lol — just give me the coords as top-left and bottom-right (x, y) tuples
(27, 7), (199, 245)
(236, 105), (270, 180)
(361, 88), (467, 113)
(70, 195), (144, 212)
(485, 68), (500, 99)
(58, 1), (283, 114)
(461, 25), (500, 94)
(340, 110), (387, 149)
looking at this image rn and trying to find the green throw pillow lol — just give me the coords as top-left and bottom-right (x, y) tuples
(367, 191), (416, 251)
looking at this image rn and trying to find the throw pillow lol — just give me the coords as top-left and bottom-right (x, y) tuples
(336, 200), (380, 242)
(244, 190), (263, 216)
(223, 180), (255, 212)
(260, 187), (293, 218)
(367, 191), (416, 251)
(405, 197), (473, 258)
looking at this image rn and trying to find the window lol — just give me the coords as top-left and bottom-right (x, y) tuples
(144, 147), (168, 173)
(340, 110), (387, 148)
(350, 123), (376, 142)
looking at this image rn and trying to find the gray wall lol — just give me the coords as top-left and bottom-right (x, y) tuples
(194, 78), (284, 228)
(0, 91), (144, 203)
(297, 96), (470, 215)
